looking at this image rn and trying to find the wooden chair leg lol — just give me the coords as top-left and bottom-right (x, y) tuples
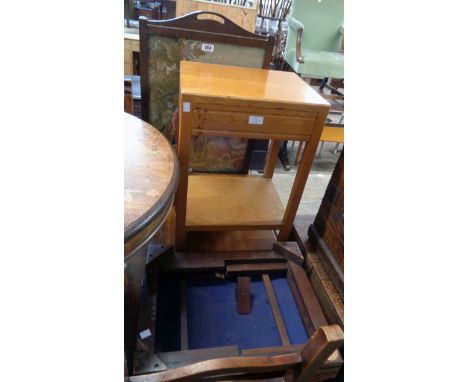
(294, 141), (304, 165)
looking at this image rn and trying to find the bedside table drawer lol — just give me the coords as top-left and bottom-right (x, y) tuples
(192, 109), (317, 141)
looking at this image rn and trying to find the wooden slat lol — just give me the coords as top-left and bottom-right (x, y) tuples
(158, 250), (285, 272)
(242, 344), (303, 357)
(236, 276), (252, 314)
(158, 346), (240, 369)
(180, 280), (188, 350)
(226, 263), (288, 276)
(287, 270), (315, 337)
(262, 274), (290, 346)
(287, 263), (328, 333)
(272, 242), (304, 266)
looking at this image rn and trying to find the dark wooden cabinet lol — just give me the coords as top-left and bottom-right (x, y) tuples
(308, 150), (344, 297)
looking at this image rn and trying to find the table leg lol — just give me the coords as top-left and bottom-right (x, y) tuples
(278, 110), (328, 241)
(175, 96), (192, 250)
(124, 245), (148, 374)
(263, 140), (281, 178)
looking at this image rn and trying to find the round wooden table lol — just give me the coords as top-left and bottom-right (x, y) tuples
(124, 112), (179, 259)
(124, 112), (179, 369)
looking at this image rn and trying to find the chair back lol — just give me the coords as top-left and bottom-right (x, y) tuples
(285, 0), (343, 54)
(139, 11), (275, 173)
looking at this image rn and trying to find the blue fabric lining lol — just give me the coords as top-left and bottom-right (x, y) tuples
(154, 275), (308, 351)
(186, 278), (281, 350)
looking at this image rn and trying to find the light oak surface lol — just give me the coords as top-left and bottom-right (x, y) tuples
(176, 62), (329, 249)
(180, 61), (330, 110)
(186, 175), (284, 230)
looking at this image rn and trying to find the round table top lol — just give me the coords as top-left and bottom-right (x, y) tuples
(124, 113), (179, 256)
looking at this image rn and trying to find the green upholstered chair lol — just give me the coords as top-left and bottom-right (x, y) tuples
(139, 12), (275, 173)
(284, 0), (344, 87)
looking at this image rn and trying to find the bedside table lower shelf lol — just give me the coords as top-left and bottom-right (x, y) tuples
(186, 175), (285, 231)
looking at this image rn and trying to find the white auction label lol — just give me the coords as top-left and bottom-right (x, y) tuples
(202, 43), (215, 53)
(248, 115), (264, 125)
(183, 102), (191, 112)
(140, 329), (152, 340)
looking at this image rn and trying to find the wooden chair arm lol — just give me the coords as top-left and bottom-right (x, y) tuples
(288, 16), (304, 64)
(297, 325), (344, 382)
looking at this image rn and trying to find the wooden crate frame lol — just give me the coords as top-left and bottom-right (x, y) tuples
(132, 247), (343, 381)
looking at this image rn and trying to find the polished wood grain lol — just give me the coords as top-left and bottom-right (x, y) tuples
(124, 113), (179, 371)
(124, 112), (179, 257)
(129, 353), (301, 382)
(180, 61), (329, 110)
(176, 62), (329, 249)
(186, 175), (284, 231)
(192, 109), (317, 141)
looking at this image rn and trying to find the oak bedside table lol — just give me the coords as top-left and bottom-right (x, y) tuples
(175, 61), (330, 250)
